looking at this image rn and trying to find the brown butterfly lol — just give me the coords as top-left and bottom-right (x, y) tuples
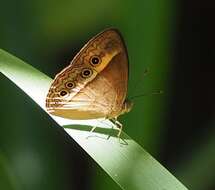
(46, 28), (133, 137)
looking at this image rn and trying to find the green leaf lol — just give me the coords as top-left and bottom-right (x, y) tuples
(0, 49), (188, 190)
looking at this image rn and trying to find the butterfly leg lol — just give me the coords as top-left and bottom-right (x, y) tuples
(90, 125), (97, 133)
(115, 120), (123, 138)
(110, 118), (123, 138)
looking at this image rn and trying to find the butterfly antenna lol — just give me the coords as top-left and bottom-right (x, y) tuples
(129, 68), (149, 98)
(130, 90), (163, 100)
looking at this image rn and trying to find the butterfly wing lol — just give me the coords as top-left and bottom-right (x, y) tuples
(46, 29), (128, 119)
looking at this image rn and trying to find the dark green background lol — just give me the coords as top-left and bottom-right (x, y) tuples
(0, 0), (214, 190)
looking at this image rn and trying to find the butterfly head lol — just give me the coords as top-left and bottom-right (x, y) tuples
(120, 99), (133, 115)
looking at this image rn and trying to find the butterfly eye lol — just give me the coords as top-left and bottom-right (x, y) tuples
(81, 68), (93, 78)
(90, 56), (101, 66)
(59, 90), (68, 97)
(66, 81), (75, 89)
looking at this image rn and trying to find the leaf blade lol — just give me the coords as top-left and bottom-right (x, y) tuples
(0, 49), (188, 190)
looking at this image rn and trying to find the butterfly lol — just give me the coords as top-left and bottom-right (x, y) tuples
(46, 28), (133, 137)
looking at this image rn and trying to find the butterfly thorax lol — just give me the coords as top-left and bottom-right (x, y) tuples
(107, 99), (133, 119)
